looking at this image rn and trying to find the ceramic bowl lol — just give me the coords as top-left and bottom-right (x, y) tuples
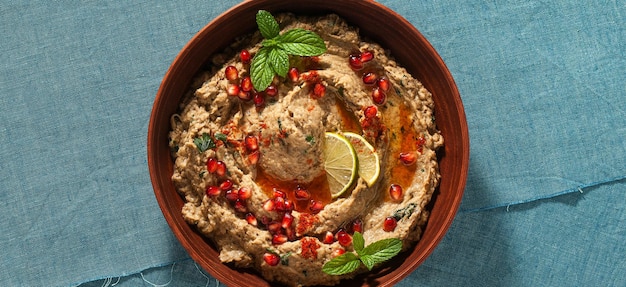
(148, 0), (469, 286)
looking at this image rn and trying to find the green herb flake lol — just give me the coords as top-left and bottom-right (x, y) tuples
(250, 10), (327, 91)
(193, 133), (215, 152)
(392, 203), (417, 220)
(215, 133), (227, 142)
(280, 252), (292, 265)
(305, 135), (315, 144)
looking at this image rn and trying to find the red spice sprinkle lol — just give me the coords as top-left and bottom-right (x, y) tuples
(296, 213), (318, 235)
(416, 136), (426, 153)
(312, 83), (326, 98)
(300, 237), (320, 259)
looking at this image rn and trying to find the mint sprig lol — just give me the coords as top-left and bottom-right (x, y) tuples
(250, 10), (327, 91)
(322, 232), (402, 276)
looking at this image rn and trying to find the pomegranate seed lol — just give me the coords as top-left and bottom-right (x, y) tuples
(416, 136), (426, 153)
(241, 76), (253, 92)
(322, 231), (335, 244)
(376, 76), (390, 92)
(288, 67), (299, 82)
(248, 150), (260, 165)
(225, 66), (238, 81)
(253, 92), (265, 107)
(272, 234), (288, 245)
(389, 184), (403, 201)
(383, 216), (398, 232)
(283, 199), (294, 212)
(263, 199), (275, 212)
(352, 219), (363, 234)
(234, 199), (247, 213)
(348, 55), (363, 70)
(372, 87), (386, 105)
(227, 84), (240, 96)
(273, 189), (286, 199)
(359, 50), (374, 63)
(362, 72), (377, 85)
(281, 213), (294, 229)
(336, 229), (352, 247)
(264, 85), (278, 97)
(309, 200), (324, 213)
(267, 221), (282, 234)
(364, 105), (378, 119)
(239, 49), (251, 63)
(215, 161), (226, 177)
(263, 252), (280, 266)
(225, 189), (239, 201)
(238, 187), (252, 200)
(294, 186), (310, 200)
(219, 179), (234, 191)
(244, 135), (259, 152)
(331, 248), (346, 258)
(245, 213), (257, 226)
(206, 185), (221, 197)
(260, 216), (271, 226)
(206, 157), (218, 173)
(274, 196), (286, 212)
(399, 152), (417, 165)
(237, 90), (252, 101)
(285, 226), (296, 241)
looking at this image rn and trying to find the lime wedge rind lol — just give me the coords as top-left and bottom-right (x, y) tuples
(323, 132), (359, 199)
(343, 132), (380, 187)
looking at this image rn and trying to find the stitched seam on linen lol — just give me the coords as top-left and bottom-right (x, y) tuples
(458, 174), (626, 214)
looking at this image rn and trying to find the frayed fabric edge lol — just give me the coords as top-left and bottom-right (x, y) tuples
(70, 257), (194, 287)
(459, 174), (626, 214)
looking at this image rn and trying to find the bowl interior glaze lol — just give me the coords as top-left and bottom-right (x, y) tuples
(148, 1), (469, 286)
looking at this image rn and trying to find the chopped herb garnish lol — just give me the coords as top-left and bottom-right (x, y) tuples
(193, 133), (216, 152)
(322, 232), (402, 275)
(280, 252), (292, 265)
(392, 203), (417, 220)
(305, 135), (315, 144)
(251, 10), (327, 91)
(214, 133), (228, 142)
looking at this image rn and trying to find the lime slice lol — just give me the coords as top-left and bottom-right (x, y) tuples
(343, 132), (380, 187)
(323, 132), (359, 198)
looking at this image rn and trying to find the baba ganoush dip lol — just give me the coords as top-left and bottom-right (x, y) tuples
(169, 13), (443, 287)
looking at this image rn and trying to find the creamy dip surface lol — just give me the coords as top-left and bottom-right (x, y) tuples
(169, 13), (443, 287)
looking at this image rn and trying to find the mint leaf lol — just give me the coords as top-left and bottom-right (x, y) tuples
(322, 252), (361, 275)
(249, 11), (327, 91)
(268, 47), (289, 77)
(359, 254), (377, 271)
(353, 231), (365, 254)
(256, 10), (280, 39)
(359, 238), (402, 269)
(193, 133), (215, 152)
(276, 28), (327, 56)
(250, 47), (274, 91)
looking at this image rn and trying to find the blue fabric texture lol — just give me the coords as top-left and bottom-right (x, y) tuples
(1, 1), (624, 286)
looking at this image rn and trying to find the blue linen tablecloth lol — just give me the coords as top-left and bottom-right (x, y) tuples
(1, 1), (624, 286)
